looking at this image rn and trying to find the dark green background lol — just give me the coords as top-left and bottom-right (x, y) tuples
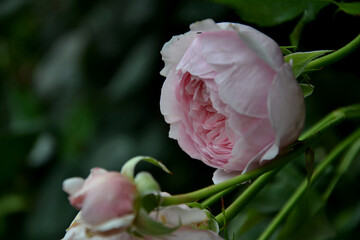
(0, 0), (359, 239)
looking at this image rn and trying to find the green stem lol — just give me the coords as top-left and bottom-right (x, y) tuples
(161, 104), (360, 206)
(258, 128), (360, 240)
(215, 168), (281, 226)
(323, 137), (360, 201)
(305, 33), (360, 71)
(299, 104), (360, 142)
(201, 185), (238, 208)
(161, 142), (307, 206)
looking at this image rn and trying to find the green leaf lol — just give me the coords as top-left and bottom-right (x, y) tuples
(134, 208), (178, 236)
(300, 83), (314, 98)
(284, 50), (333, 78)
(333, 1), (360, 16)
(280, 46), (296, 56)
(212, 0), (329, 27)
(121, 156), (172, 179)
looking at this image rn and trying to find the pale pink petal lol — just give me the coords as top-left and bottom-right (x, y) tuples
(89, 167), (108, 176)
(160, 69), (182, 124)
(160, 32), (197, 77)
(212, 169), (243, 184)
(177, 37), (216, 79)
(199, 30), (276, 117)
(218, 22), (284, 71)
(152, 205), (207, 226)
(176, 123), (204, 162)
(190, 19), (221, 32)
(63, 177), (84, 195)
(225, 118), (276, 171)
(268, 63), (305, 152)
(156, 226), (223, 240)
(62, 219), (137, 240)
(91, 214), (135, 232)
(242, 142), (274, 173)
(260, 143), (280, 161)
(227, 112), (261, 137)
(80, 173), (136, 225)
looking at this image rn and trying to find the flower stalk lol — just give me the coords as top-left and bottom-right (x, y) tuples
(215, 168), (281, 226)
(305, 33), (360, 71)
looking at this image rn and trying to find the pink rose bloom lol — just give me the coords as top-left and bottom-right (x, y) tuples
(160, 19), (305, 182)
(63, 168), (137, 225)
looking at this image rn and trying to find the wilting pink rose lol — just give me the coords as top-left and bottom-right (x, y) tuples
(63, 168), (137, 225)
(160, 19), (305, 182)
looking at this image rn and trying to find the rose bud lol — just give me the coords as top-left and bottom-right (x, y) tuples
(160, 19), (305, 182)
(63, 168), (137, 225)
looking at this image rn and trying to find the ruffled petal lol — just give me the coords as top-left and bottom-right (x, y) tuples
(225, 118), (276, 172)
(160, 69), (182, 124)
(212, 169), (243, 184)
(199, 30), (276, 117)
(63, 177), (84, 195)
(152, 205), (207, 226)
(160, 32), (197, 77)
(268, 63), (305, 153)
(177, 37), (217, 79)
(190, 19), (221, 31)
(217, 22), (284, 71)
(155, 226), (223, 240)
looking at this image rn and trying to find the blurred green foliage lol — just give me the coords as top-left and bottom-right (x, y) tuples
(0, 0), (359, 239)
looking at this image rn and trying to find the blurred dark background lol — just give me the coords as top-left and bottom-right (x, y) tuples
(0, 0), (359, 239)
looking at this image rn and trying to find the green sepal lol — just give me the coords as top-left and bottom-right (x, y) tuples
(187, 202), (220, 233)
(284, 50), (333, 78)
(280, 46), (296, 56)
(121, 156), (172, 179)
(134, 171), (161, 212)
(299, 83), (314, 98)
(203, 209), (220, 233)
(134, 208), (178, 236)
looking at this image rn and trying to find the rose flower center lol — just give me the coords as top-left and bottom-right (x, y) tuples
(177, 72), (234, 167)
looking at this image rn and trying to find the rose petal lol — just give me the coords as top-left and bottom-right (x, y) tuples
(160, 69), (182, 125)
(267, 62), (305, 154)
(212, 169), (243, 184)
(160, 32), (197, 77)
(217, 22), (284, 71)
(199, 30), (276, 117)
(225, 118), (275, 171)
(80, 173), (136, 225)
(152, 205), (208, 226)
(190, 19), (221, 32)
(153, 226), (223, 240)
(177, 37), (216, 79)
(63, 177), (85, 195)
